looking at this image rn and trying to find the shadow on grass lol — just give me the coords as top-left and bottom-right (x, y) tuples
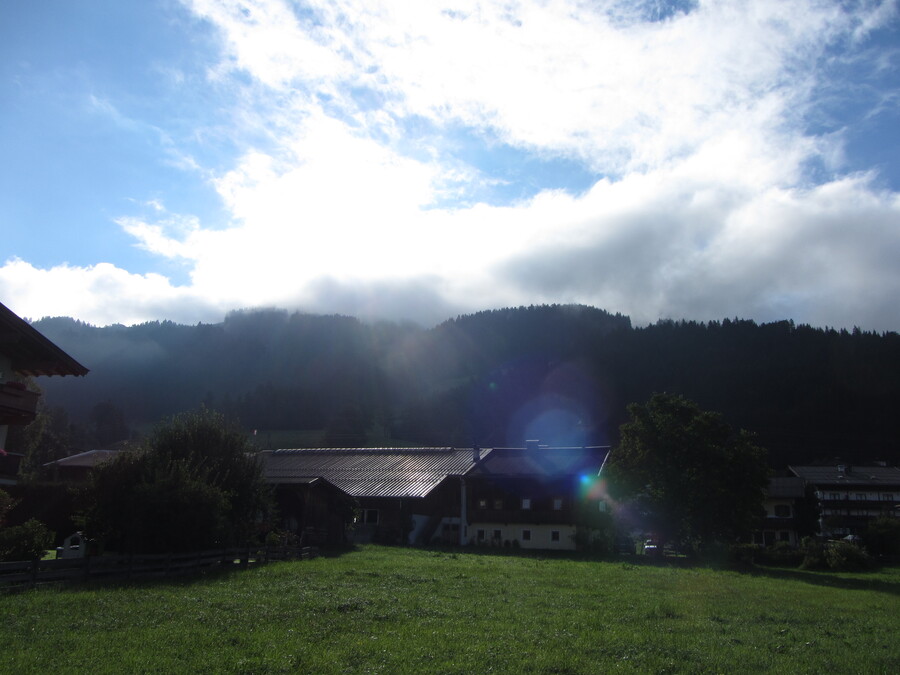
(411, 543), (695, 568)
(11, 544), (360, 594)
(412, 544), (900, 591)
(742, 564), (900, 596)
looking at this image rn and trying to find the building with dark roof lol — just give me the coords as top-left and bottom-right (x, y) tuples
(464, 442), (610, 550)
(754, 476), (811, 547)
(41, 449), (122, 482)
(260, 442), (610, 550)
(260, 447), (483, 545)
(789, 464), (900, 538)
(1, 301), (88, 484)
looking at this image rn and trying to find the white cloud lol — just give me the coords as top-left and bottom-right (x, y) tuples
(0, 258), (222, 326)
(4, 0), (899, 330)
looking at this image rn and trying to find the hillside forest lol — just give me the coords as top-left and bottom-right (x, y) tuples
(16, 304), (900, 469)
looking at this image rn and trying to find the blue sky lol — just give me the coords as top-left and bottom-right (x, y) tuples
(2, 0), (900, 330)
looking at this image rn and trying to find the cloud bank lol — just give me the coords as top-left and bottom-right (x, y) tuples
(3, 0), (900, 330)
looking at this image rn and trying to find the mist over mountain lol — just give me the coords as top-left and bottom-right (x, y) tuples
(31, 304), (900, 467)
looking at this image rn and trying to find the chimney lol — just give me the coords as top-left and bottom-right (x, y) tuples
(472, 445), (480, 462)
(525, 439), (540, 451)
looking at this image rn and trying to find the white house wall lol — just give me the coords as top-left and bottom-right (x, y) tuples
(468, 522), (577, 551)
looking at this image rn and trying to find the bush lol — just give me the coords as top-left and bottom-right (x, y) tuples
(800, 538), (871, 571)
(824, 540), (871, 571)
(727, 543), (760, 566)
(83, 408), (271, 553)
(798, 537), (827, 570)
(865, 516), (900, 556)
(756, 541), (804, 567)
(0, 518), (55, 562)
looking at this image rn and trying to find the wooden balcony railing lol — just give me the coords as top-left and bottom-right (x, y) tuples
(0, 382), (40, 425)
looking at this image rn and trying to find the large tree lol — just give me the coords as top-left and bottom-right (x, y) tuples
(84, 408), (270, 553)
(605, 393), (768, 553)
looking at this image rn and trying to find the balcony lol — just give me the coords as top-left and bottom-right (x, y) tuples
(0, 381), (40, 425)
(469, 507), (574, 525)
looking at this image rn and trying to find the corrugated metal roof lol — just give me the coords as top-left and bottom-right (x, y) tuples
(261, 447), (483, 498)
(468, 446), (610, 477)
(789, 465), (900, 486)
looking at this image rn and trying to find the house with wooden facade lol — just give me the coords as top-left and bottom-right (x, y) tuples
(463, 442), (610, 551)
(0, 301), (88, 484)
(754, 475), (811, 547)
(260, 442), (610, 551)
(260, 447), (483, 545)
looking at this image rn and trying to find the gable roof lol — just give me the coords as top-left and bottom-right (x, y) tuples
(767, 476), (807, 498)
(0, 301), (88, 377)
(789, 465), (900, 487)
(467, 446), (610, 478)
(43, 449), (121, 469)
(260, 447), (484, 498)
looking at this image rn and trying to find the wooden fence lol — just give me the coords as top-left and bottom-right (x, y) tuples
(0, 544), (317, 590)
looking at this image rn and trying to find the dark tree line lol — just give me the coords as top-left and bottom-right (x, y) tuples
(26, 305), (900, 467)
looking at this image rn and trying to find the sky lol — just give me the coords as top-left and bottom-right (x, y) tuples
(2, 0), (900, 331)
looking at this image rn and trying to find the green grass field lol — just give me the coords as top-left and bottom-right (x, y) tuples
(2, 546), (898, 673)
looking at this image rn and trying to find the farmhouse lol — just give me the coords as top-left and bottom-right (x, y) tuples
(0, 301), (88, 484)
(754, 475), (810, 547)
(465, 442), (610, 550)
(260, 447), (479, 545)
(260, 442), (610, 550)
(788, 464), (900, 538)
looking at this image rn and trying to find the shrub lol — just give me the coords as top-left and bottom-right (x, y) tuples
(824, 540), (871, 571)
(757, 540), (804, 567)
(800, 537), (871, 571)
(727, 543), (759, 566)
(83, 408), (271, 553)
(0, 488), (13, 524)
(799, 537), (827, 570)
(0, 518), (55, 562)
(865, 516), (900, 556)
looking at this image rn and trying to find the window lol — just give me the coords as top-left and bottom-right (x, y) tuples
(522, 529), (531, 542)
(553, 498), (563, 511)
(774, 504), (791, 518)
(493, 529), (502, 540)
(521, 498), (531, 510)
(883, 494), (895, 501)
(551, 530), (560, 542)
(778, 531), (790, 542)
(494, 499), (504, 510)
(828, 492), (840, 500)
(477, 498), (487, 509)
(364, 509), (379, 525)
(477, 529), (485, 542)
(855, 493), (866, 501)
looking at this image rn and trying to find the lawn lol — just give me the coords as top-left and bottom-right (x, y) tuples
(2, 546), (898, 674)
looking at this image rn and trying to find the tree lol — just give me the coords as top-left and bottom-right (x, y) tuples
(0, 488), (55, 562)
(88, 401), (130, 448)
(604, 393), (768, 553)
(10, 404), (84, 481)
(84, 408), (271, 553)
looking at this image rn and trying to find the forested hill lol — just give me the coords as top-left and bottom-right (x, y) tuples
(30, 305), (900, 467)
